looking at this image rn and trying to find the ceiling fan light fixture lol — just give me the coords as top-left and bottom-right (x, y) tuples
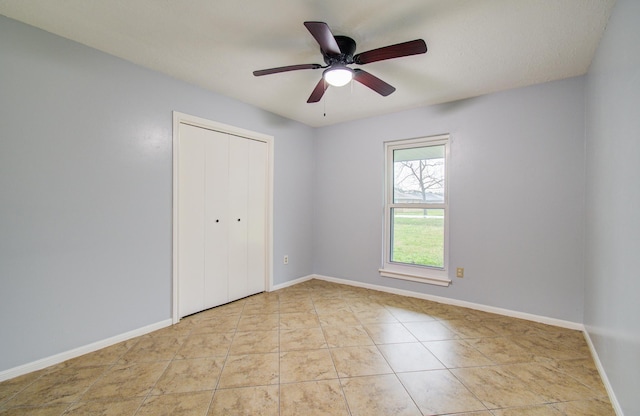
(323, 66), (354, 87)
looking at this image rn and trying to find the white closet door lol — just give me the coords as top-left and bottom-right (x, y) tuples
(204, 131), (230, 309)
(227, 136), (250, 301)
(247, 140), (268, 294)
(176, 119), (267, 318)
(177, 124), (206, 317)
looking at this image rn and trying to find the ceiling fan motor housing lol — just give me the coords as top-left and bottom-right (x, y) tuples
(323, 35), (357, 66)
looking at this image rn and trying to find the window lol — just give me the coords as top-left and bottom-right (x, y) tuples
(380, 135), (451, 286)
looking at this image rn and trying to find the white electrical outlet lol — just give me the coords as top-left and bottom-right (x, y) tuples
(283, 255), (289, 265)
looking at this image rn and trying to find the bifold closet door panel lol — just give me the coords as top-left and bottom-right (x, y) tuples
(177, 122), (267, 317)
(247, 140), (268, 295)
(177, 124), (207, 318)
(204, 131), (230, 309)
(227, 136), (250, 301)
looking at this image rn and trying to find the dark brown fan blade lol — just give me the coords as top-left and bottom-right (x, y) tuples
(253, 64), (322, 77)
(307, 78), (329, 103)
(353, 39), (427, 65)
(304, 21), (341, 56)
(353, 69), (395, 96)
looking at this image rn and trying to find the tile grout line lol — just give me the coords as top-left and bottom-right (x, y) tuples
(68, 335), (146, 415)
(313, 289), (353, 416)
(375, 304), (428, 415)
(61, 337), (142, 415)
(206, 299), (243, 414)
(132, 329), (192, 415)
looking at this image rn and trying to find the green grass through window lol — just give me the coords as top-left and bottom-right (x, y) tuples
(392, 214), (444, 268)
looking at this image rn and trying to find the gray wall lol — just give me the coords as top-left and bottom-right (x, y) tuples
(0, 16), (315, 372)
(313, 77), (586, 323)
(585, 0), (640, 414)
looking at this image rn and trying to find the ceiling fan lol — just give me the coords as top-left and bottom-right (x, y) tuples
(253, 21), (427, 103)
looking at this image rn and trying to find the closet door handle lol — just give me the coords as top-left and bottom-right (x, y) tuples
(237, 218), (241, 222)
(215, 219), (219, 223)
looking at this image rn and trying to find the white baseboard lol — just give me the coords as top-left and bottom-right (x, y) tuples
(583, 330), (624, 415)
(270, 274), (314, 291)
(310, 274), (584, 331)
(0, 319), (172, 383)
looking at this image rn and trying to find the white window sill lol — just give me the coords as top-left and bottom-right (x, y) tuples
(379, 268), (451, 287)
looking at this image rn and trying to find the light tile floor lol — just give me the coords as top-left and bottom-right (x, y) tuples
(0, 279), (615, 415)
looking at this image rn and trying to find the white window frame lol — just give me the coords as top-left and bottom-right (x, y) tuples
(379, 134), (451, 287)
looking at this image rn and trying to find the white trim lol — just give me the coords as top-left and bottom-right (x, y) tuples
(172, 111), (274, 324)
(172, 113), (180, 324)
(267, 136), (275, 293)
(173, 112), (274, 142)
(0, 319), (172, 382)
(583, 330), (624, 415)
(270, 275), (315, 291)
(379, 268), (451, 287)
(310, 274), (583, 330)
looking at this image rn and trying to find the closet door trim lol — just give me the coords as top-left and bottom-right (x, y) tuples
(172, 111), (274, 324)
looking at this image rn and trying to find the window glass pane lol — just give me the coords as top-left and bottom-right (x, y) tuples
(393, 145), (445, 204)
(391, 208), (444, 268)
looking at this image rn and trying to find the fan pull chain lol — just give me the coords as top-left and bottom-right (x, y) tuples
(323, 81), (327, 117)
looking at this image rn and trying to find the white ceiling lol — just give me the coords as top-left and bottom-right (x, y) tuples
(0, 0), (615, 127)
